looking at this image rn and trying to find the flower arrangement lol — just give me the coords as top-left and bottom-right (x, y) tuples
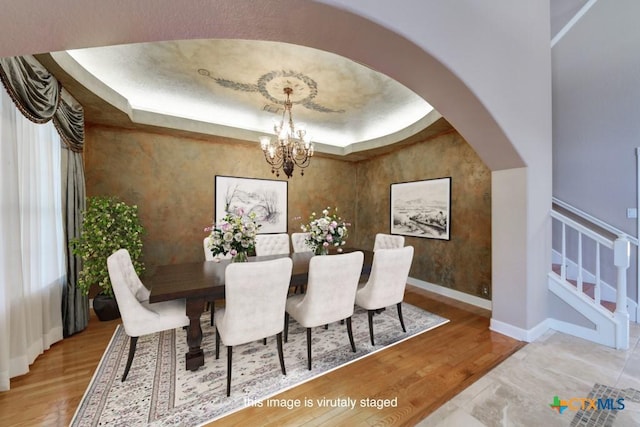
(205, 210), (261, 260)
(70, 196), (145, 297)
(301, 206), (349, 255)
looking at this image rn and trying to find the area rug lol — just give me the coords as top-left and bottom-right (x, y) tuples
(71, 304), (448, 426)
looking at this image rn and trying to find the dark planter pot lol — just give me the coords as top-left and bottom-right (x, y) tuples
(93, 294), (121, 321)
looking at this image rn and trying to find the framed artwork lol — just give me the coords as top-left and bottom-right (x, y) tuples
(215, 175), (288, 234)
(390, 177), (451, 240)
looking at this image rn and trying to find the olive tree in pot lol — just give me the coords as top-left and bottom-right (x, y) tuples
(70, 196), (145, 321)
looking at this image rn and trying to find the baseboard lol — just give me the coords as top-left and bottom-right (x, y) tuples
(547, 318), (615, 348)
(407, 277), (492, 310)
(490, 317), (550, 343)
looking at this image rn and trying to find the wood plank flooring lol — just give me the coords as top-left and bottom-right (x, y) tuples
(0, 286), (525, 426)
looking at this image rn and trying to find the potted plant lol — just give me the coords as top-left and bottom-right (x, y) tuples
(70, 196), (145, 321)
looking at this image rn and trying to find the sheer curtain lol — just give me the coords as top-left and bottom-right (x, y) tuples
(0, 86), (65, 391)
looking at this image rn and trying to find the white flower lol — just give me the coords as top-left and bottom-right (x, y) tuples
(207, 211), (261, 257)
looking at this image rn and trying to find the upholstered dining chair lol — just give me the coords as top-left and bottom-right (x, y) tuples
(107, 249), (189, 381)
(290, 232), (312, 253)
(214, 257), (293, 396)
(284, 251), (364, 370)
(203, 236), (215, 261)
(204, 236), (232, 262)
(203, 236), (231, 325)
(255, 233), (290, 256)
(355, 246), (414, 345)
(373, 233), (405, 251)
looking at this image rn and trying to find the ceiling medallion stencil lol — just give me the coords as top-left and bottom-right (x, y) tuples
(198, 69), (344, 113)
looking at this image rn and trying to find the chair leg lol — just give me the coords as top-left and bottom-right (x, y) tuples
(210, 300), (215, 327)
(306, 328), (312, 370)
(367, 310), (375, 346)
(215, 328), (220, 359)
(346, 316), (356, 353)
(397, 302), (406, 332)
(226, 346), (233, 396)
(284, 312), (290, 343)
(122, 336), (138, 382)
(276, 332), (286, 375)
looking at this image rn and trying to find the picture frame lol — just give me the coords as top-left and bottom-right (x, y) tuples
(215, 175), (288, 234)
(390, 177), (451, 240)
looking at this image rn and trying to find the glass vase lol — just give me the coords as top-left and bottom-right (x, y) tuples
(232, 251), (248, 263)
(315, 245), (329, 256)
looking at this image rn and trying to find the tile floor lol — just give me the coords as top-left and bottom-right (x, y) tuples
(417, 324), (640, 427)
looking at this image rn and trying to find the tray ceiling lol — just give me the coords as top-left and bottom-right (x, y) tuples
(52, 39), (435, 154)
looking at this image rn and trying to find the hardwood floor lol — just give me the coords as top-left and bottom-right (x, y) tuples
(0, 286), (525, 426)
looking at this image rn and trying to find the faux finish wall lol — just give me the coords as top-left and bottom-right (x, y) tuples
(84, 124), (491, 299)
(354, 131), (492, 299)
(84, 126), (358, 273)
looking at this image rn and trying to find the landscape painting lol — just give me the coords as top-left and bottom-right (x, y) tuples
(390, 177), (451, 240)
(215, 176), (288, 234)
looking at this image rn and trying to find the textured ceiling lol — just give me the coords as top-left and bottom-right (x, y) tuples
(50, 39), (436, 155)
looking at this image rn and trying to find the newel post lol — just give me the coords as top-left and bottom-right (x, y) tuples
(613, 237), (630, 349)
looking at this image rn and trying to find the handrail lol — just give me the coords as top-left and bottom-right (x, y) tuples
(550, 210), (615, 249)
(553, 197), (638, 246)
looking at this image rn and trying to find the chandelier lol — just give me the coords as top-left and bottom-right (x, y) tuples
(259, 87), (314, 178)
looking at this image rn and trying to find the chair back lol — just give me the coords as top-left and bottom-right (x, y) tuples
(373, 233), (405, 251)
(358, 246), (414, 308)
(204, 236), (231, 261)
(301, 251), (364, 325)
(107, 249), (152, 335)
(221, 257), (293, 345)
(255, 233), (290, 256)
(203, 237), (214, 261)
(291, 232), (312, 253)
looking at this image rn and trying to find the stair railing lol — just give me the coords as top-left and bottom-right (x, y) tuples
(551, 198), (634, 348)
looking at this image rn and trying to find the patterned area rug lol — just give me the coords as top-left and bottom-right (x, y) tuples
(71, 304), (448, 426)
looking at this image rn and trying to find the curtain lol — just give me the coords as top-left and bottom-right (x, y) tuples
(0, 88), (65, 391)
(0, 55), (87, 340)
(61, 144), (88, 337)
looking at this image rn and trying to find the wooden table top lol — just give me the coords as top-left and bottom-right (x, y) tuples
(148, 248), (373, 303)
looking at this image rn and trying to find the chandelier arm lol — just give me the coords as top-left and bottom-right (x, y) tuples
(258, 86), (314, 178)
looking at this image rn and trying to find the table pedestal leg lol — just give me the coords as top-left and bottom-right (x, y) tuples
(185, 297), (205, 371)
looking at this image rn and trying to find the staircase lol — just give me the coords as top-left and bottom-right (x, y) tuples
(549, 199), (635, 350)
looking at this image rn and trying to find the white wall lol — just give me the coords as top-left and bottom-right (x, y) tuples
(553, 0), (640, 305)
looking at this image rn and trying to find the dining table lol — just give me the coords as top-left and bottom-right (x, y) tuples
(148, 247), (374, 371)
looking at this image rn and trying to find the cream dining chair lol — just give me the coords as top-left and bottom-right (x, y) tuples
(355, 246), (414, 345)
(255, 233), (290, 256)
(284, 251), (364, 370)
(204, 236), (231, 262)
(290, 232), (312, 253)
(214, 257), (293, 396)
(107, 249), (189, 381)
(203, 236), (215, 261)
(373, 233), (405, 251)
(203, 236), (230, 325)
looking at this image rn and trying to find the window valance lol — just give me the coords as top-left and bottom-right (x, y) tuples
(0, 55), (84, 152)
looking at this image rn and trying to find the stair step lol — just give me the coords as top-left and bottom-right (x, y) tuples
(551, 263), (616, 312)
